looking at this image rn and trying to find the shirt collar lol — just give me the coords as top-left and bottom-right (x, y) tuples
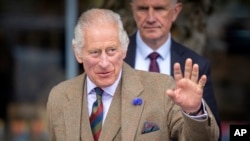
(136, 31), (171, 60)
(86, 70), (122, 97)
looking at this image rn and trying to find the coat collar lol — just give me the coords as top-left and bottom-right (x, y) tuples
(63, 74), (93, 140)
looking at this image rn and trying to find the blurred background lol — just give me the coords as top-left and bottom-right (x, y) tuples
(0, 0), (249, 140)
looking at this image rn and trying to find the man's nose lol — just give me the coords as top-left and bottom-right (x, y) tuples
(99, 53), (109, 68)
(147, 8), (156, 22)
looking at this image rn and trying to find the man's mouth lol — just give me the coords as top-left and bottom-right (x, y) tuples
(98, 72), (111, 77)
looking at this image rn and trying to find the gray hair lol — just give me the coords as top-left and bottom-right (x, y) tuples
(72, 8), (129, 54)
(131, 0), (178, 4)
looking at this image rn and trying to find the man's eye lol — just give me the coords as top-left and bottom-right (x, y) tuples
(91, 51), (98, 54)
(137, 7), (148, 11)
(90, 50), (100, 56)
(154, 7), (166, 11)
(106, 48), (116, 55)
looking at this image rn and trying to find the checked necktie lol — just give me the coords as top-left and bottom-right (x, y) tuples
(148, 52), (160, 72)
(89, 87), (104, 141)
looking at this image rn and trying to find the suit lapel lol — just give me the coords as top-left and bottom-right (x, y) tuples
(80, 81), (94, 141)
(99, 82), (122, 141)
(120, 63), (145, 140)
(170, 39), (184, 76)
(124, 32), (137, 67)
(63, 74), (93, 141)
(63, 74), (83, 140)
(64, 96), (82, 140)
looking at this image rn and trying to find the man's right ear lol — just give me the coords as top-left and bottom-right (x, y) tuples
(72, 45), (83, 63)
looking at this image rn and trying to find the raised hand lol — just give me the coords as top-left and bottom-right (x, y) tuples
(166, 58), (207, 114)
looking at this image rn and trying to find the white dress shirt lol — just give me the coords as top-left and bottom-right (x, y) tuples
(87, 70), (122, 124)
(134, 32), (171, 75)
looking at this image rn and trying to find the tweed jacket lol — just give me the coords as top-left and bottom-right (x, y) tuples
(47, 62), (219, 141)
(124, 32), (220, 128)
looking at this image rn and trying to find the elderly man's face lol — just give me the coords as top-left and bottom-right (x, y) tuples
(74, 24), (126, 87)
(131, 0), (182, 47)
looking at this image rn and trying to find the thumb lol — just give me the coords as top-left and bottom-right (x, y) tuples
(166, 89), (175, 101)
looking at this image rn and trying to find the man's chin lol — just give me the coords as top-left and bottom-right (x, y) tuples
(96, 80), (113, 88)
(145, 34), (161, 41)
(142, 31), (161, 40)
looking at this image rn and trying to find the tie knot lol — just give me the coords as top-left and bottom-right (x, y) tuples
(94, 87), (103, 98)
(148, 52), (160, 60)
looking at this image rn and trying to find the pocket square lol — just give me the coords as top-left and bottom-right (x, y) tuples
(142, 121), (160, 134)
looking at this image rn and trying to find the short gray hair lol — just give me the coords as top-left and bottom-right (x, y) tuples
(131, 0), (178, 4)
(72, 8), (129, 54)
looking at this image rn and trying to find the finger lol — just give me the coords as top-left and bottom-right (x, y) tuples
(198, 75), (207, 89)
(173, 62), (183, 81)
(184, 58), (192, 79)
(166, 89), (176, 101)
(190, 63), (199, 82)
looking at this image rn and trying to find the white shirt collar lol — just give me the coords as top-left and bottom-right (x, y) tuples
(86, 70), (122, 97)
(136, 31), (171, 60)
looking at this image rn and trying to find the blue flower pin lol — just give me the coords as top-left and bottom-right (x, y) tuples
(132, 98), (143, 106)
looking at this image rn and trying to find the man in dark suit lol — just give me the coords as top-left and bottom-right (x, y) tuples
(47, 8), (219, 141)
(124, 0), (221, 135)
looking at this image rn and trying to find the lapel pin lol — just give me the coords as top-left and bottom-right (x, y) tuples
(132, 97), (143, 106)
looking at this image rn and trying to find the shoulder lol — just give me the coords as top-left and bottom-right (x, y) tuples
(129, 32), (136, 40)
(137, 70), (172, 80)
(136, 70), (175, 88)
(128, 32), (137, 46)
(122, 62), (175, 88)
(52, 74), (84, 91)
(48, 74), (84, 101)
(171, 39), (210, 66)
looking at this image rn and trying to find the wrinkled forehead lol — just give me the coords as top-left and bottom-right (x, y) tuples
(131, 0), (175, 4)
(83, 24), (120, 45)
(84, 23), (118, 38)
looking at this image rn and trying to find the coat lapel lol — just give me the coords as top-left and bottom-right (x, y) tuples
(63, 74), (93, 141)
(64, 96), (82, 140)
(170, 39), (185, 76)
(121, 63), (145, 140)
(63, 74), (83, 141)
(124, 32), (137, 67)
(99, 82), (122, 141)
(80, 81), (95, 141)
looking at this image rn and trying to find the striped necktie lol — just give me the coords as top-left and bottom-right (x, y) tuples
(89, 87), (104, 141)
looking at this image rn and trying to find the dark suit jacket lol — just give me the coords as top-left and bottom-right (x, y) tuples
(124, 32), (220, 131)
(47, 63), (219, 141)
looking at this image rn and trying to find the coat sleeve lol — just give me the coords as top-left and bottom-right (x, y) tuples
(47, 87), (56, 141)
